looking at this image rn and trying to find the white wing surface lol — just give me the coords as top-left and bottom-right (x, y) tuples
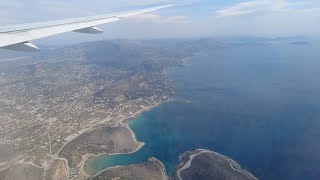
(0, 5), (173, 51)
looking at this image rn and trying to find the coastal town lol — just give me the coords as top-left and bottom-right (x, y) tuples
(0, 40), (192, 179)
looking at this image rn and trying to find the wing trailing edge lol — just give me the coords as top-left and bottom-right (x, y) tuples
(73, 26), (103, 34)
(1, 42), (39, 52)
(0, 5), (174, 51)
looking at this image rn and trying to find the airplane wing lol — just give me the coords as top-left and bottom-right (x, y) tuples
(0, 5), (173, 51)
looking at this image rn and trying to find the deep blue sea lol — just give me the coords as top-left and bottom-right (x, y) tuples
(89, 42), (320, 179)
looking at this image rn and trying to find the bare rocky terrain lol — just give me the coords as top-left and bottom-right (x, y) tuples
(175, 149), (258, 180)
(0, 163), (44, 180)
(91, 158), (167, 180)
(60, 125), (142, 169)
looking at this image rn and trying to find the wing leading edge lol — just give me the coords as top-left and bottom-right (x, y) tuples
(0, 5), (173, 51)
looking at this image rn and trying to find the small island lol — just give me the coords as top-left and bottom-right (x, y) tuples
(175, 149), (258, 180)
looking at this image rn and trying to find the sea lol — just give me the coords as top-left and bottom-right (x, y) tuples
(88, 41), (320, 180)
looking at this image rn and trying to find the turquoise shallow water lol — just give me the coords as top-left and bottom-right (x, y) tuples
(89, 43), (320, 179)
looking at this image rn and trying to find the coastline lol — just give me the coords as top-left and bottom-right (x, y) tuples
(81, 100), (172, 177)
(82, 123), (145, 176)
(176, 149), (258, 180)
(52, 53), (192, 179)
(90, 157), (169, 180)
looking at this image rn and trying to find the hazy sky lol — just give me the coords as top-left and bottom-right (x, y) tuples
(0, 0), (319, 44)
